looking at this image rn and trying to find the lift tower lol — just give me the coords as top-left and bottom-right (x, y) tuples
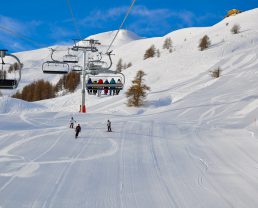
(72, 39), (100, 113)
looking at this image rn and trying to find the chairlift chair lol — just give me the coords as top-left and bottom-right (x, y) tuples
(87, 51), (113, 74)
(63, 48), (79, 64)
(88, 60), (108, 71)
(42, 48), (70, 74)
(42, 61), (69, 74)
(72, 65), (83, 72)
(0, 49), (22, 89)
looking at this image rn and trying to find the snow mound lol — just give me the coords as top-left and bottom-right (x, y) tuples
(0, 97), (46, 114)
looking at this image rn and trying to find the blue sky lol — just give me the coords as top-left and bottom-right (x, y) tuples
(0, 0), (257, 52)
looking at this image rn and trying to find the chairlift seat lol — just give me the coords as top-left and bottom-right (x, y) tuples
(42, 61), (69, 74)
(43, 70), (69, 74)
(86, 83), (123, 89)
(63, 60), (79, 64)
(0, 79), (18, 89)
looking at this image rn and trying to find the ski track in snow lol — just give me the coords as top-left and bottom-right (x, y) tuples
(1, 116), (258, 207)
(148, 121), (180, 208)
(0, 129), (65, 192)
(42, 132), (94, 208)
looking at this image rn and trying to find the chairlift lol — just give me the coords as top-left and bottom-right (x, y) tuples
(88, 60), (108, 71)
(42, 61), (69, 74)
(0, 49), (22, 89)
(42, 48), (70, 74)
(86, 73), (125, 95)
(72, 65), (82, 72)
(87, 51), (113, 74)
(63, 48), (79, 63)
(72, 39), (99, 52)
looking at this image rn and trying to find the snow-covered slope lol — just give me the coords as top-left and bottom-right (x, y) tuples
(1, 8), (258, 208)
(86, 29), (143, 47)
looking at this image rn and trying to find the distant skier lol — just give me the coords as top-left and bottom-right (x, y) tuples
(107, 120), (112, 132)
(69, 117), (76, 128)
(75, 124), (81, 139)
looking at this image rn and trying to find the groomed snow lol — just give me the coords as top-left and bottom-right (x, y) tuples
(1, 8), (258, 208)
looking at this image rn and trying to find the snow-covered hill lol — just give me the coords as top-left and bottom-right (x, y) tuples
(86, 29), (143, 47)
(1, 8), (258, 208)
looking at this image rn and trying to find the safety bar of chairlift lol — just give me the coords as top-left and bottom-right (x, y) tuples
(42, 61), (70, 74)
(86, 83), (123, 89)
(72, 66), (83, 72)
(42, 70), (69, 74)
(63, 60), (79, 64)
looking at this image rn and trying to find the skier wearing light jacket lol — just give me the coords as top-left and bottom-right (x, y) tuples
(69, 117), (76, 128)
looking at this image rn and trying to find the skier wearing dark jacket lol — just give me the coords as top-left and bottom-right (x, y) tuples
(109, 78), (116, 96)
(87, 78), (93, 94)
(107, 120), (112, 132)
(104, 79), (109, 95)
(75, 124), (81, 139)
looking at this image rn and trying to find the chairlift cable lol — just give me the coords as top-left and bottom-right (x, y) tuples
(66, 0), (82, 40)
(105, 0), (136, 53)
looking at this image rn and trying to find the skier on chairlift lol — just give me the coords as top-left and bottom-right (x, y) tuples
(93, 80), (98, 95)
(104, 79), (109, 95)
(116, 79), (122, 95)
(109, 78), (116, 96)
(87, 78), (93, 94)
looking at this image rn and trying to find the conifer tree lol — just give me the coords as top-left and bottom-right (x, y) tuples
(126, 70), (150, 107)
(0, 70), (6, 79)
(8, 62), (23, 73)
(231, 24), (240, 34)
(116, 58), (123, 72)
(144, 45), (156, 60)
(199, 35), (211, 51)
(8, 64), (14, 73)
(163, 37), (172, 51)
(55, 71), (80, 93)
(157, 49), (161, 57)
(127, 62), (132, 68)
